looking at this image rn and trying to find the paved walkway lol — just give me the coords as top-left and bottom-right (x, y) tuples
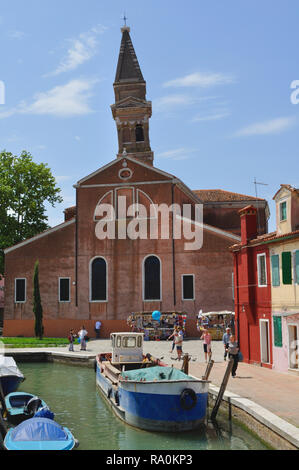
(4, 338), (299, 429)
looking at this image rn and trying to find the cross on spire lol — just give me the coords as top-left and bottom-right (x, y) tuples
(123, 13), (128, 26)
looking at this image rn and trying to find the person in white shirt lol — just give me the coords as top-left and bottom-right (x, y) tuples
(94, 320), (101, 339)
(78, 326), (88, 351)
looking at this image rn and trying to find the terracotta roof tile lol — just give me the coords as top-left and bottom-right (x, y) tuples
(193, 189), (265, 202)
(230, 229), (299, 251)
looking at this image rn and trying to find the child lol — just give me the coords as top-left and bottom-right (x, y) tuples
(202, 329), (212, 362)
(68, 329), (76, 352)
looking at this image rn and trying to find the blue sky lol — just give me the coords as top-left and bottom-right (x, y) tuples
(0, 0), (298, 232)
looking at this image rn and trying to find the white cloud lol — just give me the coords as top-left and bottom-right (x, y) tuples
(8, 30), (26, 40)
(163, 72), (235, 88)
(156, 148), (197, 161)
(0, 78), (98, 119)
(235, 116), (296, 137)
(47, 25), (106, 76)
(193, 111), (230, 122)
(153, 94), (196, 112)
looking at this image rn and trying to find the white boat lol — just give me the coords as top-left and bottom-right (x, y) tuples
(95, 332), (209, 432)
(0, 357), (24, 396)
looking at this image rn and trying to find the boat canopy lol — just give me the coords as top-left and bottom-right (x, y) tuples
(201, 311), (235, 317)
(11, 418), (68, 442)
(121, 366), (197, 382)
(0, 357), (24, 378)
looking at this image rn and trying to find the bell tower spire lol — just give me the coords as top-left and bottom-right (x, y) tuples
(111, 26), (154, 166)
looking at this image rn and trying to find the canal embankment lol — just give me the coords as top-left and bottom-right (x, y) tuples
(2, 339), (299, 450)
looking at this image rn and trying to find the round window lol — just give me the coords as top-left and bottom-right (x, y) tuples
(119, 168), (133, 180)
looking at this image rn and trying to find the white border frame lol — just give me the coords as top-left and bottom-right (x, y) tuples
(279, 198), (287, 222)
(287, 323), (299, 370)
(259, 318), (270, 364)
(114, 186), (135, 220)
(94, 190), (114, 221)
(142, 254), (162, 302)
(89, 256), (108, 303)
(270, 253), (280, 288)
(15, 278), (26, 303)
(181, 274), (195, 301)
(257, 253), (267, 287)
(58, 277), (71, 303)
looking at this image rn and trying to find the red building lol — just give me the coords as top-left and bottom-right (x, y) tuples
(230, 206), (272, 367)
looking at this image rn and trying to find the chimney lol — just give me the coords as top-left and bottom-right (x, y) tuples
(239, 205), (258, 245)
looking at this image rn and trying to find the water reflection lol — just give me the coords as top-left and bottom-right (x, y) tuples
(16, 363), (267, 451)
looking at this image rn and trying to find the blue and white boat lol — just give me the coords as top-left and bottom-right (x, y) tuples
(0, 357), (24, 396)
(5, 392), (52, 425)
(95, 332), (209, 432)
(4, 417), (78, 451)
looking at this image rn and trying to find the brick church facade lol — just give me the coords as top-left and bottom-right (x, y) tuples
(3, 27), (269, 338)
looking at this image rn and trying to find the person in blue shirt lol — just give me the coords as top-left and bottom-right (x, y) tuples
(222, 328), (231, 361)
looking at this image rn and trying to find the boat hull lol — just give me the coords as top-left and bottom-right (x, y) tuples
(4, 428), (76, 451)
(0, 376), (24, 396)
(96, 362), (209, 432)
(5, 392), (48, 425)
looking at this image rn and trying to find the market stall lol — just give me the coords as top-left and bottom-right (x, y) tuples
(197, 311), (235, 340)
(127, 311), (187, 340)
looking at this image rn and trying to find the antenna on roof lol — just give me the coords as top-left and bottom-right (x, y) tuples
(253, 177), (268, 235)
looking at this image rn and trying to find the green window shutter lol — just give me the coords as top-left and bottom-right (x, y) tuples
(280, 201), (287, 221)
(296, 250), (299, 285)
(271, 254), (280, 287)
(273, 316), (282, 347)
(282, 252), (292, 285)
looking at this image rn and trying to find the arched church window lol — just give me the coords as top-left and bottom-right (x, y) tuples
(143, 255), (161, 300)
(135, 124), (144, 142)
(90, 257), (107, 301)
(122, 127), (131, 143)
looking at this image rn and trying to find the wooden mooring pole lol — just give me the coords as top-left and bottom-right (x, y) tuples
(210, 359), (233, 421)
(202, 359), (214, 380)
(181, 353), (191, 375)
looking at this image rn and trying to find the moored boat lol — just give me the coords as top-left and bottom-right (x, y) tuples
(4, 392), (53, 425)
(4, 417), (78, 451)
(95, 332), (209, 432)
(0, 357), (24, 396)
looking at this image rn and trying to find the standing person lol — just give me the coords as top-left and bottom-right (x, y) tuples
(227, 335), (239, 378)
(202, 329), (212, 363)
(94, 320), (101, 339)
(175, 326), (184, 361)
(78, 325), (88, 351)
(222, 327), (231, 361)
(68, 329), (76, 352)
(167, 326), (183, 360)
(167, 325), (177, 353)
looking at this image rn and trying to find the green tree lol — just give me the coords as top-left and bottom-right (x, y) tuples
(33, 260), (44, 339)
(0, 150), (63, 273)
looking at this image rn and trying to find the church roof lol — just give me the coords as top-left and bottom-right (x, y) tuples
(193, 189), (266, 203)
(114, 27), (145, 83)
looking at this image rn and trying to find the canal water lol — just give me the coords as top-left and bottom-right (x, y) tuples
(15, 362), (268, 450)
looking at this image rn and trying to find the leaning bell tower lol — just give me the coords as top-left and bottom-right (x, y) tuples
(111, 25), (154, 165)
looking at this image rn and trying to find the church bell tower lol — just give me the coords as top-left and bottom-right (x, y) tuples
(111, 26), (154, 165)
